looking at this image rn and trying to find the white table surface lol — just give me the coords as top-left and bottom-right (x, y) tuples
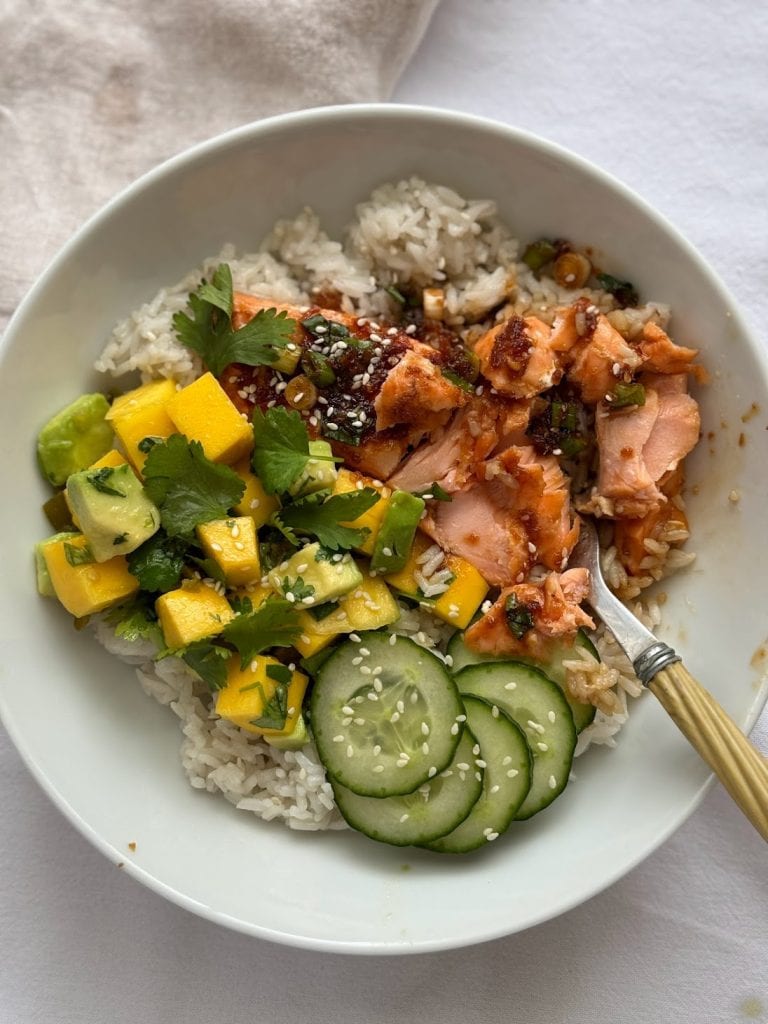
(2, 1), (767, 1022)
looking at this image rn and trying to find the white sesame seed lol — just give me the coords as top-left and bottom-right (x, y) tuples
(506, 769), (519, 778)
(396, 700), (405, 713)
(548, 710), (556, 723)
(391, 711), (400, 723)
(490, 784), (500, 794)
(347, 745), (354, 757)
(389, 633), (397, 645)
(373, 765), (385, 774)
(422, 742), (430, 755)
(360, 666), (372, 675)
(333, 735), (345, 743)
(399, 813), (410, 823)
(527, 720), (545, 734)
(504, 681), (517, 691)
(373, 744), (382, 756)
(373, 678), (383, 692)
(450, 723), (459, 735)
(286, 592), (296, 603)
(342, 717), (353, 727)
(421, 722), (430, 736)
(548, 775), (557, 789)
(475, 759), (487, 768)
(210, 542), (223, 552)
(350, 634), (361, 642)
(342, 705), (354, 715)
(367, 691), (378, 702)
(360, 647), (370, 656)
(457, 763), (470, 771)
(491, 705), (500, 718)
(502, 755), (512, 766)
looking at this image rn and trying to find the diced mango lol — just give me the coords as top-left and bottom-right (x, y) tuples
(216, 655), (309, 736)
(108, 379), (178, 474)
(230, 582), (272, 609)
(89, 448), (128, 470)
(292, 575), (400, 657)
(386, 532), (489, 629)
(155, 579), (234, 650)
(232, 460), (279, 529)
(43, 534), (139, 617)
(332, 468), (391, 556)
(166, 372), (252, 464)
(196, 517), (260, 587)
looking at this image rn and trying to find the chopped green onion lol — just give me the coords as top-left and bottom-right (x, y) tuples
(504, 593), (534, 640)
(301, 350), (336, 387)
(596, 273), (639, 309)
(609, 382), (646, 408)
(522, 239), (558, 273)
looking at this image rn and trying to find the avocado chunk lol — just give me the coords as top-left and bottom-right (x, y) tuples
(35, 531), (80, 596)
(269, 541), (363, 605)
(370, 490), (425, 573)
(37, 394), (114, 486)
(66, 463), (160, 562)
(263, 711), (309, 751)
(288, 440), (337, 498)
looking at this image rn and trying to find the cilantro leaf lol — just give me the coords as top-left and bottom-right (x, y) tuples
(181, 640), (230, 691)
(173, 263), (296, 377)
(275, 488), (379, 551)
(127, 531), (189, 592)
(104, 596), (161, 645)
(251, 407), (330, 495)
(142, 434), (245, 536)
(222, 597), (302, 668)
(249, 680), (289, 731)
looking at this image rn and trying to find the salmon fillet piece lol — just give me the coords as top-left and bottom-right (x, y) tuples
(422, 445), (580, 585)
(473, 315), (561, 398)
(387, 395), (531, 493)
(464, 569), (594, 660)
(373, 347), (467, 433)
(568, 313), (643, 405)
(640, 322), (700, 376)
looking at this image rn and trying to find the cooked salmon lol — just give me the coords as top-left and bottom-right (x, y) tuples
(388, 394), (531, 493)
(640, 322), (700, 376)
(373, 347), (467, 433)
(421, 444), (580, 585)
(464, 569), (594, 660)
(568, 312), (643, 405)
(473, 315), (561, 398)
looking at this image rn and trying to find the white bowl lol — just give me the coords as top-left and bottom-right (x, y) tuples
(1, 104), (767, 954)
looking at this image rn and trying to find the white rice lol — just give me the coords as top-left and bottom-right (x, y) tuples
(93, 176), (690, 829)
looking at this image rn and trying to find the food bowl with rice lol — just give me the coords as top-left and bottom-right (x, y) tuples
(1, 104), (767, 953)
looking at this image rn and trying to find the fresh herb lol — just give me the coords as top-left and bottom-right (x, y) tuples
(301, 314), (351, 341)
(138, 436), (163, 454)
(274, 488), (379, 551)
(187, 554), (227, 584)
(300, 350), (336, 387)
(181, 640), (230, 691)
(173, 263), (296, 377)
(230, 594), (254, 615)
(385, 285), (406, 305)
(250, 681), (289, 731)
(142, 434), (244, 536)
(440, 368), (475, 393)
(504, 593), (535, 640)
(127, 531), (189, 591)
(321, 422), (362, 447)
(113, 532), (129, 546)
(105, 597), (161, 644)
(522, 239), (558, 273)
(251, 407), (336, 495)
(64, 541), (94, 566)
(413, 482), (452, 502)
(258, 526), (295, 573)
(596, 273), (639, 309)
(266, 663), (293, 685)
(222, 597), (302, 668)
(608, 382), (646, 408)
(87, 467), (126, 497)
(527, 395), (588, 458)
(282, 576), (315, 602)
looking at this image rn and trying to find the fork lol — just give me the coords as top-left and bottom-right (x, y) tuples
(570, 517), (768, 842)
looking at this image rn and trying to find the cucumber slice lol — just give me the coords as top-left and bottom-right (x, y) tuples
(312, 632), (463, 798)
(332, 728), (483, 846)
(447, 629), (597, 732)
(425, 696), (533, 853)
(455, 662), (576, 820)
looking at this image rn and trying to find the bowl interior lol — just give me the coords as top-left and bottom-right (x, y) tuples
(1, 105), (767, 953)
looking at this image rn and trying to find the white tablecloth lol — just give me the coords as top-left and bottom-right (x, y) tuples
(2, 2), (766, 1021)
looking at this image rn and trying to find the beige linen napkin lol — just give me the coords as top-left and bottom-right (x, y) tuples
(0, 0), (440, 332)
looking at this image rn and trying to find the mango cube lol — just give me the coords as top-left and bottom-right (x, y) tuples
(386, 532), (489, 629)
(216, 655), (309, 736)
(293, 610), (347, 658)
(232, 460), (279, 529)
(107, 378), (178, 474)
(166, 372), (252, 464)
(332, 468), (391, 556)
(196, 517), (260, 587)
(43, 534), (139, 617)
(155, 579), (234, 650)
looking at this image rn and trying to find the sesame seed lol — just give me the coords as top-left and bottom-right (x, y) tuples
(504, 681), (517, 691)
(373, 678), (383, 692)
(527, 720), (545, 734)
(491, 705), (500, 718)
(405, 324), (417, 335)
(396, 700), (405, 713)
(427, 766), (437, 778)
(333, 735), (345, 743)
(456, 714), (467, 722)
(410, 692), (418, 705)
(360, 666), (372, 675)
(457, 763), (470, 771)
(286, 592), (296, 603)
(485, 831), (499, 842)
(506, 769), (519, 778)
(342, 717), (353, 727)
(399, 813), (409, 823)
(475, 772), (483, 782)
(353, 717), (365, 726)
(472, 743), (480, 756)
(373, 744), (382, 756)
(210, 542), (222, 552)
(360, 647), (370, 656)
(347, 746), (354, 758)
(249, 659), (259, 672)
(537, 742), (549, 752)
(391, 711), (400, 723)
(389, 634), (397, 646)
(351, 656), (363, 666)
(548, 710), (556, 723)
(548, 775), (557, 789)
(250, 498), (260, 509)
(373, 765), (385, 774)
(342, 705), (354, 715)
(350, 634), (361, 642)
(450, 723), (459, 735)
(502, 756), (512, 766)
(490, 785), (500, 794)
(475, 759), (487, 768)
(366, 691), (378, 702)
(421, 722), (430, 736)
(422, 742), (430, 755)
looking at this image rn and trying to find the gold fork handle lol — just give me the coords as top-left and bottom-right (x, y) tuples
(649, 663), (768, 842)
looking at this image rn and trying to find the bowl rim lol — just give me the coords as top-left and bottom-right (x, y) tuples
(2, 101), (767, 955)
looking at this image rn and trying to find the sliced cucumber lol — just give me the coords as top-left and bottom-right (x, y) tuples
(455, 662), (576, 820)
(332, 728), (483, 846)
(447, 629), (597, 732)
(312, 632), (463, 798)
(425, 696), (532, 854)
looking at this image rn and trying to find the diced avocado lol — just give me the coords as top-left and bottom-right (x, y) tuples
(263, 711), (309, 750)
(268, 541), (363, 605)
(66, 463), (160, 563)
(370, 490), (425, 573)
(288, 440), (337, 497)
(37, 393), (114, 486)
(35, 532), (80, 596)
